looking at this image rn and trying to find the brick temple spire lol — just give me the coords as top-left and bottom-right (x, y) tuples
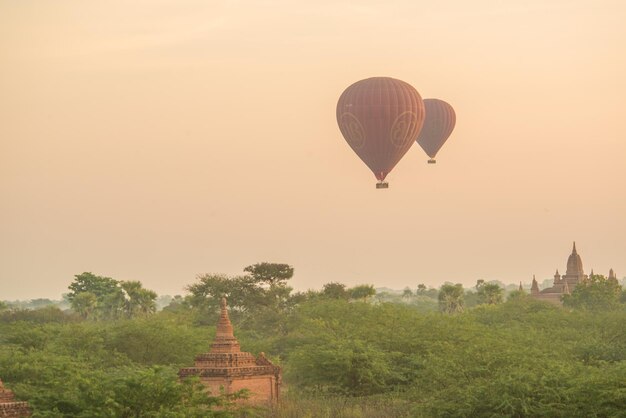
(179, 297), (281, 404)
(0, 377), (31, 417)
(531, 275), (539, 296)
(210, 298), (241, 353)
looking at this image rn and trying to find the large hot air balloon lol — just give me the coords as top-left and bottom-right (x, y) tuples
(336, 77), (425, 188)
(415, 98), (456, 164)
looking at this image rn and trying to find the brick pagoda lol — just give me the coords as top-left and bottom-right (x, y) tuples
(0, 378), (31, 418)
(179, 298), (281, 404)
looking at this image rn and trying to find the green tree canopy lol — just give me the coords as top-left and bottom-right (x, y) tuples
(187, 263), (295, 316)
(322, 282), (349, 300)
(67, 272), (119, 301)
(243, 262), (294, 285)
(67, 273), (157, 320)
(563, 274), (623, 311)
(120, 281), (158, 318)
(349, 284), (376, 302)
(438, 284), (465, 314)
(476, 282), (504, 305)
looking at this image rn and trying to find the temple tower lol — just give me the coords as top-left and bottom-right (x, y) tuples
(531, 275), (539, 296)
(0, 378), (31, 418)
(178, 298), (281, 404)
(561, 242), (586, 290)
(530, 242), (601, 306)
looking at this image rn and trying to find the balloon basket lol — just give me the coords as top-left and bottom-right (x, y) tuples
(428, 159), (436, 164)
(376, 182), (389, 189)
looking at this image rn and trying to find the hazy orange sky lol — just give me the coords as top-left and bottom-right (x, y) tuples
(1, 0), (625, 300)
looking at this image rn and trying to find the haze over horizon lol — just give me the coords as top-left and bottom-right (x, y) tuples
(2, 0), (625, 300)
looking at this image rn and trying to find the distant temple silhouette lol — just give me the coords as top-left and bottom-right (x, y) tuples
(530, 242), (616, 305)
(178, 298), (281, 404)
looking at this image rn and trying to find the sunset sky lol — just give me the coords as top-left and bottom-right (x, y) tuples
(2, 0), (625, 300)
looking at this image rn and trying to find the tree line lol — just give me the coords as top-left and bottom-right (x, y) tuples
(1, 263), (625, 417)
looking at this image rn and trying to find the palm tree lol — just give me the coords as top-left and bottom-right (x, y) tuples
(477, 282), (504, 305)
(438, 284), (465, 314)
(121, 281), (157, 318)
(71, 291), (97, 319)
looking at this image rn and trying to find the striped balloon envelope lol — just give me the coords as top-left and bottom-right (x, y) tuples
(415, 98), (456, 164)
(336, 77), (425, 188)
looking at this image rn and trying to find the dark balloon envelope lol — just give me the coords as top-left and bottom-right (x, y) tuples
(336, 77), (425, 186)
(416, 98), (456, 164)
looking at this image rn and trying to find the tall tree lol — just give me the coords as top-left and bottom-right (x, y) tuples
(438, 284), (465, 314)
(68, 273), (122, 319)
(67, 272), (119, 302)
(350, 285), (376, 302)
(476, 282), (504, 305)
(71, 292), (97, 319)
(322, 282), (349, 300)
(67, 272), (157, 320)
(187, 263), (295, 314)
(243, 263), (294, 285)
(120, 281), (158, 317)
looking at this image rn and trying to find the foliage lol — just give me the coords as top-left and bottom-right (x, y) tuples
(67, 272), (119, 302)
(438, 283), (465, 313)
(349, 284), (376, 302)
(120, 281), (158, 317)
(186, 263), (295, 319)
(243, 263), (294, 285)
(416, 284), (438, 299)
(506, 288), (527, 301)
(264, 393), (415, 418)
(563, 274), (623, 311)
(3, 269), (626, 417)
(0, 306), (76, 324)
(321, 282), (349, 300)
(67, 272), (157, 320)
(476, 281), (504, 305)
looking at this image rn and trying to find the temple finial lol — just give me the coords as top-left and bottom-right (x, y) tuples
(572, 241), (577, 254)
(519, 281), (523, 292)
(220, 297), (227, 310)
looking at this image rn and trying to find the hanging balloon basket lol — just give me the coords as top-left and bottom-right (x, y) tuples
(428, 159), (436, 164)
(376, 182), (389, 189)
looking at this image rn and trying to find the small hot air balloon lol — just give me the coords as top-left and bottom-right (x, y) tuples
(415, 98), (456, 164)
(336, 77), (425, 188)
